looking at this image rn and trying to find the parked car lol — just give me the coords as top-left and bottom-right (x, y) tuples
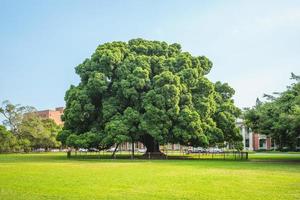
(34, 148), (45, 152)
(137, 148), (147, 153)
(186, 147), (206, 154)
(89, 148), (99, 152)
(79, 148), (88, 152)
(207, 148), (223, 153)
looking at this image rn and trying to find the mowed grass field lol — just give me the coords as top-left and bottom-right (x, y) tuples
(0, 153), (299, 200)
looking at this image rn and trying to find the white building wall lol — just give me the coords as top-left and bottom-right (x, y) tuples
(236, 119), (253, 151)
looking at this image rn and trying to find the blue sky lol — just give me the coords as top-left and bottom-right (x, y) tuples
(0, 0), (299, 111)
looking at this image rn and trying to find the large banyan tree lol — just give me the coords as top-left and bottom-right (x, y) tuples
(58, 39), (241, 154)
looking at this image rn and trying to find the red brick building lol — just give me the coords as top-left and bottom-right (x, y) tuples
(237, 119), (275, 151)
(35, 107), (64, 125)
(252, 133), (273, 150)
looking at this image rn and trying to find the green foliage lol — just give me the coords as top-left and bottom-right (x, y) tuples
(16, 139), (31, 153)
(0, 100), (35, 136)
(0, 101), (62, 152)
(19, 114), (62, 150)
(66, 132), (102, 149)
(233, 141), (244, 151)
(213, 81), (242, 145)
(0, 125), (17, 152)
(57, 130), (72, 146)
(244, 73), (300, 150)
(0, 125), (35, 153)
(63, 39), (241, 151)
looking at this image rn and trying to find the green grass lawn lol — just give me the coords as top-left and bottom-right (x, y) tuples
(0, 153), (299, 200)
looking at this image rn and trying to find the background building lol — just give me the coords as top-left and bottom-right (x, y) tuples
(236, 119), (275, 151)
(35, 107), (64, 125)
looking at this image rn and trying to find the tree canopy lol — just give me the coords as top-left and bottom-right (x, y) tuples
(0, 100), (35, 137)
(60, 39), (241, 153)
(244, 74), (300, 150)
(0, 101), (62, 152)
(0, 125), (17, 153)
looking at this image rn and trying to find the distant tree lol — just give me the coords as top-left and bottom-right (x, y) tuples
(0, 100), (35, 137)
(255, 98), (262, 106)
(0, 101), (62, 152)
(20, 114), (62, 150)
(244, 73), (300, 150)
(0, 125), (17, 153)
(61, 39), (241, 154)
(291, 72), (300, 81)
(0, 101), (37, 152)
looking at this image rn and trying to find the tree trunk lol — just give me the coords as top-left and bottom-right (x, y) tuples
(111, 143), (119, 158)
(143, 134), (164, 155)
(131, 140), (134, 159)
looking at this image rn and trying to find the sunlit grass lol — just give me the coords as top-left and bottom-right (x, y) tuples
(0, 153), (299, 200)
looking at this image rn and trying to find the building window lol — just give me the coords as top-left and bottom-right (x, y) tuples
(259, 139), (266, 148)
(245, 139), (249, 147)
